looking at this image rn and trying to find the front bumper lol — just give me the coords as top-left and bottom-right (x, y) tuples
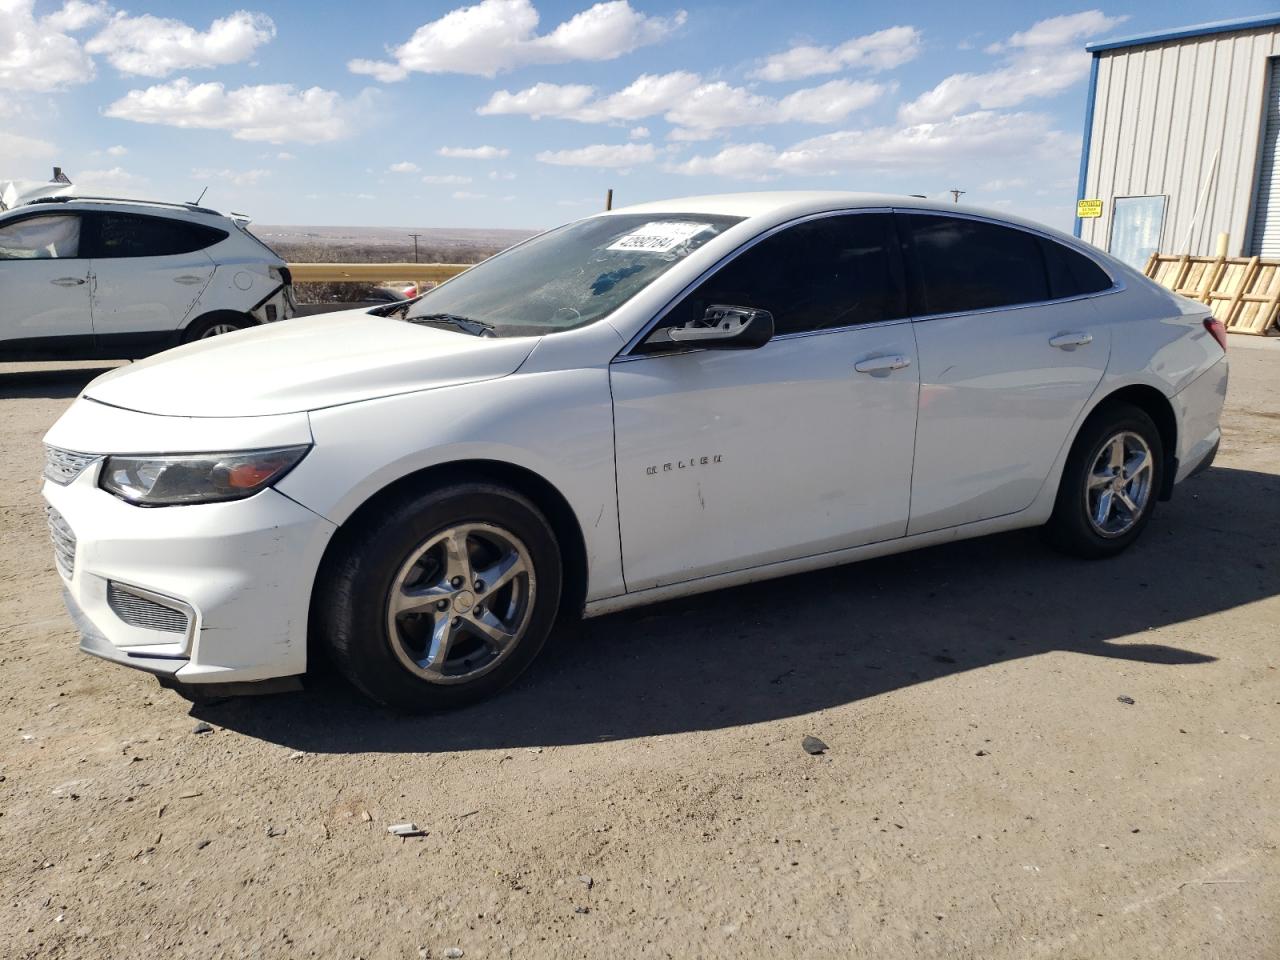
(43, 447), (336, 685)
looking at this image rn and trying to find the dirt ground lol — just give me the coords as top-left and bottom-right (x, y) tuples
(1, 341), (1277, 960)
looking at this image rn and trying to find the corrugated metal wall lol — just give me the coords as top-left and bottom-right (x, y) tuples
(1080, 26), (1280, 257)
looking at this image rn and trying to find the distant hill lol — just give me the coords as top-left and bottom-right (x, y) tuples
(252, 224), (539, 252)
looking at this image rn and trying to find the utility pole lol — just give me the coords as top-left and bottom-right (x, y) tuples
(408, 232), (422, 263)
(605, 189), (613, 211)
(949, 189), (966, 204)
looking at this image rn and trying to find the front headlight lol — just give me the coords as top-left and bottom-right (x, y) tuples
(99, 445), (311, 506)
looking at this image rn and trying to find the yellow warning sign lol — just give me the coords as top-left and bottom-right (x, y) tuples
(1077, 198), (1103, 219)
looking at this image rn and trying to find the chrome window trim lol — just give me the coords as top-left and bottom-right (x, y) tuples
(892, 207), (1126, 323)
(614, 205), (1126, 360)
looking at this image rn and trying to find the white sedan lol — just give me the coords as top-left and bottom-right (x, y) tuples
(41, 193), (1228, 710)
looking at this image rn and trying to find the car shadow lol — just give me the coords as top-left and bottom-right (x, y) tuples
(0, 365), (121, 400)
(198, 465), (1278, 753)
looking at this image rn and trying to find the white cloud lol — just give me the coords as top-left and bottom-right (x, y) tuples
(105, 143), (127, 156)
(628, 125), (649, 139)
(0, 0), (102, 92)
(191, 167), (271, 186)
(75, 165), (148, 192)
(488, 170), (516, 180)
(478, 81), (596, 118)
(389, 161), (420, 173)
(104, 78), (371, 143)
(44, 1), (108, 32)
(276, 151), (295, 160)
(752, 25), (921, 82)
(452, 190), (486, 199)
(2, 129), (58, 162)
(900, 11), (1126, 123)
(990, 10), (1125, 52)
(437, 145), (509, 159)
(423, 174), (473, 184)
(85, 11), (275, 78)
(670, 110), (1073, 180)
(667, 142), (779, 181)
(980, 177), (1028, 192)
(349, 0), (685, 80)
(481, 73), (886, 131)
(536, 142), (655, 168)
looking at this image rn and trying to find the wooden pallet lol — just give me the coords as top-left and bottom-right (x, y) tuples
(1144, 253), (1280, 334)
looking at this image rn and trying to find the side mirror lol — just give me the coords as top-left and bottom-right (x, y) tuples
(663, 304), (774, 350)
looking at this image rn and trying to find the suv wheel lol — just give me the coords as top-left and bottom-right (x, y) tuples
(315, 483), (562, 711)
(183, 313), (255, 342)
(1045, 403), (1164, 559)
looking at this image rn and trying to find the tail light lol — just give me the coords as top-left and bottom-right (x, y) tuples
(1203, 316), (1228, 352)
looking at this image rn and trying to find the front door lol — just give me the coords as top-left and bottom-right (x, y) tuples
(899, 212), (1112, 535)
(0, 212), (92, 351)
(87, 211), (216, 347)
(611, 212), (920, 591)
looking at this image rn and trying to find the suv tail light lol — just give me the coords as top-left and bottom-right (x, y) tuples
(1203, 316), (1228, 352)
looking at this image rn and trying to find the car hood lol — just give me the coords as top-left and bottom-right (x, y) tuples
(83, 310), (540, 417)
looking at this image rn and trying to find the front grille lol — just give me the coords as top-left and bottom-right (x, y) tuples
(44, 445), (100, 485)
(47, 507), (76, 579)
(107, 583), (189, 635)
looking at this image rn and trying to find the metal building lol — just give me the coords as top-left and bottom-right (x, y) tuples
(1075, 13), (1280, 269)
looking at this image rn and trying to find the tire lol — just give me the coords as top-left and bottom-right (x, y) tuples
(182, 312), (255, 343)
(314, 483), (562, 712)
(1044, 402), (1164, 559)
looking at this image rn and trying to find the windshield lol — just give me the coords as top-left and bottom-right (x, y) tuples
(405, 213), (743, 337)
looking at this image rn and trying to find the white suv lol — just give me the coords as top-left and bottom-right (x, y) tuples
(0, 197), (295, 359)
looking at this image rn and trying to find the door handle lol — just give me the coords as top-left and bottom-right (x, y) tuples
(1049, 332), (1093, 349)
(173, 275), (205, 285)
(50, 277), (86, 286)
(854, 354), (912, 374)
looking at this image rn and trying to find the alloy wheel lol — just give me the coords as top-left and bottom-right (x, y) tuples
(1084, 431), (1154, 537)
(385, 523), (536, 685)
(199, 322), (240, 338)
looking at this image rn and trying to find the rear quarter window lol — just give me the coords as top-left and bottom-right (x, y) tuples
(91, 213), (228, 258)
(1040, 237), (1114, 298)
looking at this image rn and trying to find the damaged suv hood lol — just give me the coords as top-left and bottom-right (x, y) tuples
(84, 310), (539, 417)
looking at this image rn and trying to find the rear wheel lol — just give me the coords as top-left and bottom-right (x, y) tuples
(315, 483), (562, 711)
(1044, 403), (1164, 559)
(182, 313), (255, 342)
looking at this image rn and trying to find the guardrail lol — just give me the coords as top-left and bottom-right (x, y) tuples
(1144, 253), (1280, 335)
(287, 262), (469, 283)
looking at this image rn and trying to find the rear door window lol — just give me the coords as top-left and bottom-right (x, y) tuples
(0, 214), (82, 259)
(89, 213), (227, 258)
(902, 214), (1049, 315)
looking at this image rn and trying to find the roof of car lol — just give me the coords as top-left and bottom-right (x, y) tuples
(7, 195), (242, 225)
(608, 190), (1078, 244)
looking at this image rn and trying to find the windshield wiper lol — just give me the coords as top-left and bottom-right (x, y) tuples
(407, 312), (497, 337)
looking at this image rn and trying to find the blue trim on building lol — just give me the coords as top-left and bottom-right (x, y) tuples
(1086, 12), (1280, 52)
(1074, 54), (1101, 239)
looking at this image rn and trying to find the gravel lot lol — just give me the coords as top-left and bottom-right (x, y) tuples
(1, 341), (1277, 959)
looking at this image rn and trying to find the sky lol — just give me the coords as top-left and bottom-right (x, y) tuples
(3, 0), (1277, 231)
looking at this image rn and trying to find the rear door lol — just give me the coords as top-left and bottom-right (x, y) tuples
(899, 212), (1114, 535)
(86, 212), (222, 350)
(0, 212), (92, 352)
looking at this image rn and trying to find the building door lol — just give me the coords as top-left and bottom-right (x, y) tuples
(1108, 196), (1167, 270)
(1251, 58), (1280, 256)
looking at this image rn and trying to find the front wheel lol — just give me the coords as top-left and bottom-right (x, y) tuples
(314, 483), (562, 711)
(1044, 403), (1164, 559)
